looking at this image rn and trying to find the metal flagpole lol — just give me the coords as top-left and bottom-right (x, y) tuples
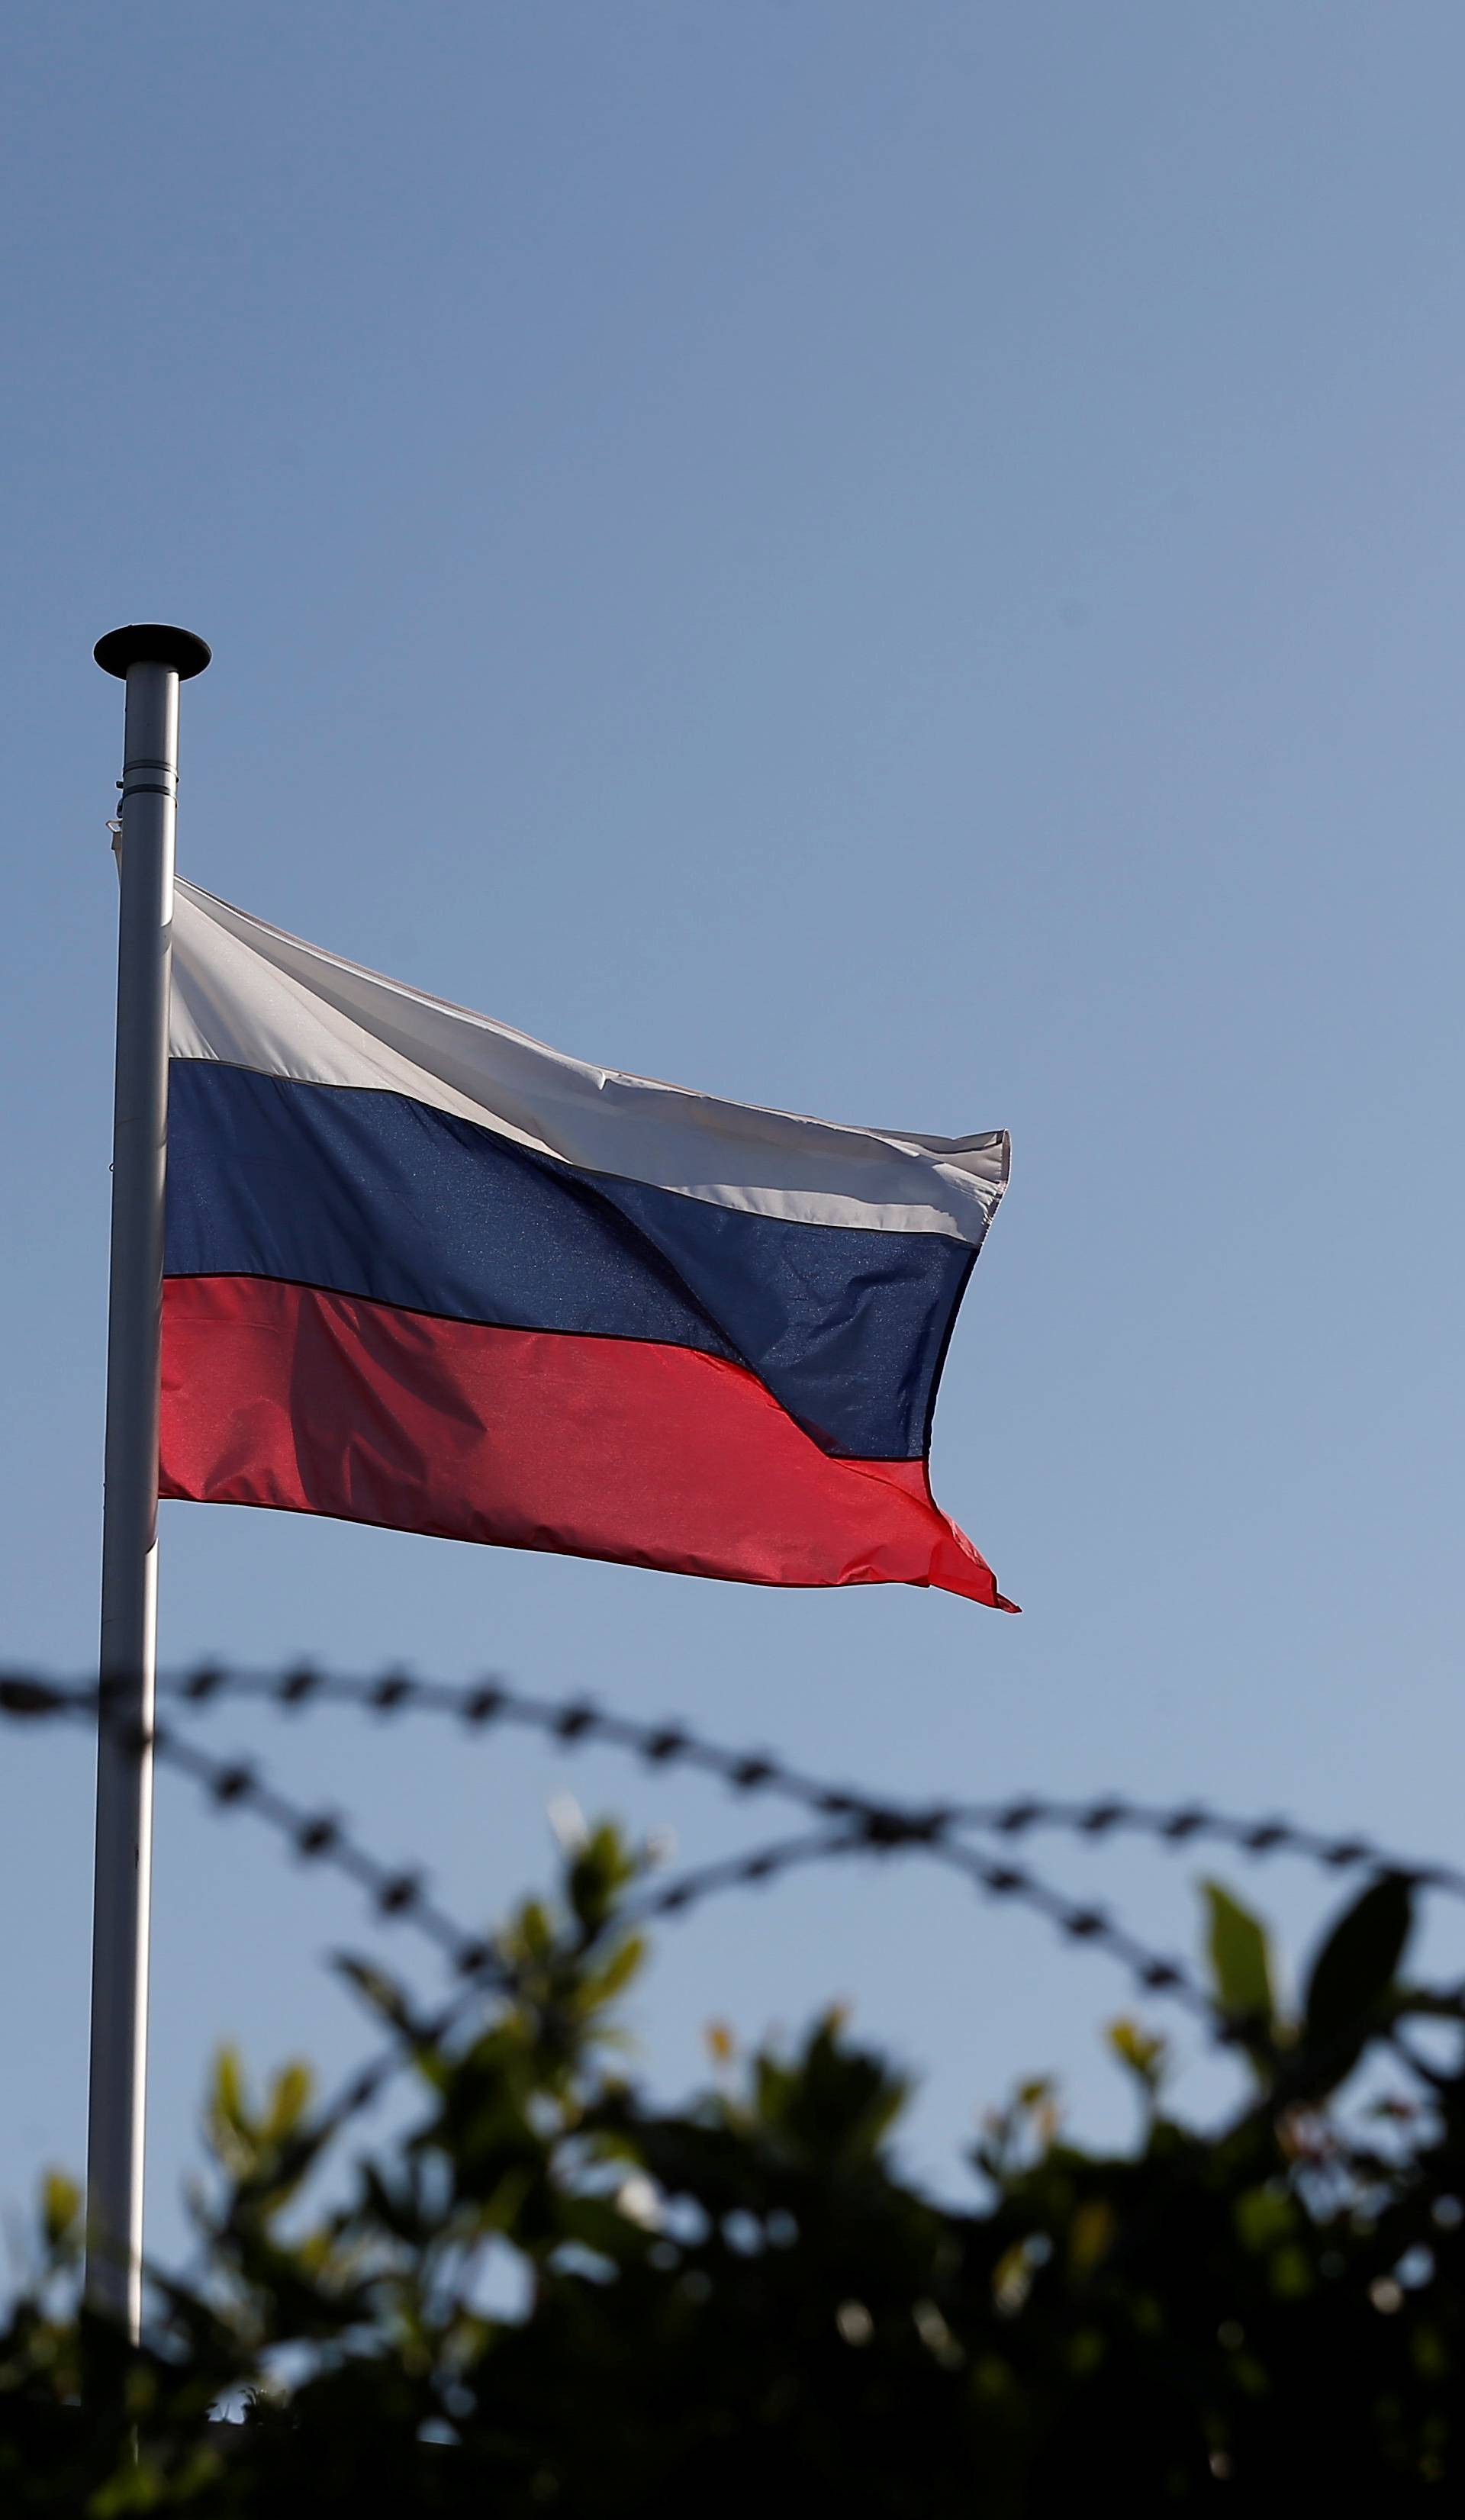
(87, 624), (211, 2335)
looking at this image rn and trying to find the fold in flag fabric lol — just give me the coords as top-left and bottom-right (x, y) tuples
(162, 882), (1016, 1610)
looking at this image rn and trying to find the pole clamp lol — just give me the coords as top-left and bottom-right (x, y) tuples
(119, 758), (179, 806)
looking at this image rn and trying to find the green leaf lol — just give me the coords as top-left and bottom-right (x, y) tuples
(581, 1933), (646, 2009)
(1234, 2184), (1296, 2252)
(264, 2061), (314, 2145)
(1202, 1883), (1275, 2039)
(211, 2043), (246, 2133)
(41, 2169), (80, 2252)
(1268, 2243), (1313, 2299)
(1302, 1872), (1413, 2068)
(1106, 2017), (1168, 2094)
(1068, 2197), (1116, 2274)
(334, 1955), (415, 2033)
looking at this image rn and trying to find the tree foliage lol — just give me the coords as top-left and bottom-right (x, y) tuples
(2, 1825), (1460, 2509)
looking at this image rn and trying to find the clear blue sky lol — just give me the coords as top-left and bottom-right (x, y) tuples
(2, 2), (1463, 2264)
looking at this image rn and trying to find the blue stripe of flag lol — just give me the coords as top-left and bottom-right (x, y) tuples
(164, 1060), (973, 1462)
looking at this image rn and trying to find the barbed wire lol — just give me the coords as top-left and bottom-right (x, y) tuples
(2, 1678), (507, 1989)
(11, 1655), (1463, 2056)
(144, 1662), (1465, 1904)
(634, 1823), (1211, 2013)
(8, 1656), (1454, 2178)
(8, 1646), (1454, 2348)
(0, 1668), (1210, 2020)
(151, 1724), (507, 1985)
(3, 1661), (1451, 2039)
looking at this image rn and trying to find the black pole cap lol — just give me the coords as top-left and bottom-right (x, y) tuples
(94, 624), (211, 680)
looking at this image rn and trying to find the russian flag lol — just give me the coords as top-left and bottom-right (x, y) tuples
(160, 883), (1015, 1610)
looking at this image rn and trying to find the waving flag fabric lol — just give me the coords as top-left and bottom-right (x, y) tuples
(160, 882), (1015, 1608)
